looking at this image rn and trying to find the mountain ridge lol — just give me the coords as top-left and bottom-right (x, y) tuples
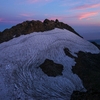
(0, 19), (82, 43)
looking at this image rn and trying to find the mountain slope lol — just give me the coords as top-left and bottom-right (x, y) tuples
(0, 27), (99, 100)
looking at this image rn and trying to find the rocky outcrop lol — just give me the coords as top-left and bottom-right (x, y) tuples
(0, 19), (82, 43)
(39, 59), (63, 77)
(71, 51), (100, 100)
(64, 48), (75, 58)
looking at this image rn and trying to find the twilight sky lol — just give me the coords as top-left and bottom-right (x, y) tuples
(0, 0), (100, 40)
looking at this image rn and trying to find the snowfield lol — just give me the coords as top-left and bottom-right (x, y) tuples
(0, 28), (99, 100)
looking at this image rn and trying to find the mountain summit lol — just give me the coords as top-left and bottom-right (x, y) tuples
(0, 19), (100, 100)
(0, 19), (82, 43)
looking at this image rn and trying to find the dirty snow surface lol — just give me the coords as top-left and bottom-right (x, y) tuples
(0, 28), (99, 100)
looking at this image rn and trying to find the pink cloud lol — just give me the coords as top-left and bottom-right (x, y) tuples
(74, 3), (100, 10)
(78, 12), (98, 20)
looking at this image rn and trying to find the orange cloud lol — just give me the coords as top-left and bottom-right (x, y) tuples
(74, 3), (100, 10)
(79, 12), (98, 20)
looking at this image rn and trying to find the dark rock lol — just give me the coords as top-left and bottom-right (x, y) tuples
(71, 90), (100, 100)
(64, 48), (75, 58)
(0, 19), (81, 43)
(43, 19), (55, 30)
(39, 59), (63, 77)
(55, 19), (59, 23)
(71, 51), (100, 100)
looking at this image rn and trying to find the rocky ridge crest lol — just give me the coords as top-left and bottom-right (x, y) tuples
(0, 19), (82, 43)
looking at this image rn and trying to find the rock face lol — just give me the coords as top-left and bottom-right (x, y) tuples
(71, 51), (100, 100)
(64, 48), (75, 58)
(0, 19), (82, 43)
(39, 59), (63, 77)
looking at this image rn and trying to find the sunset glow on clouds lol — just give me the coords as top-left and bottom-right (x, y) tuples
(78, 12), (98, 20)
(0, 0), (100, 24)
(73, 3), (100, 10)
(0, 0), (100, 39)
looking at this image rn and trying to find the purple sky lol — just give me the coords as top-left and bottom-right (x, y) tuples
(0, 0), (100, 40)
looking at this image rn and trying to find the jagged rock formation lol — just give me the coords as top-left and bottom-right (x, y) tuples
(71, 51), (100, 100)
(0, 19), (82, 43)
